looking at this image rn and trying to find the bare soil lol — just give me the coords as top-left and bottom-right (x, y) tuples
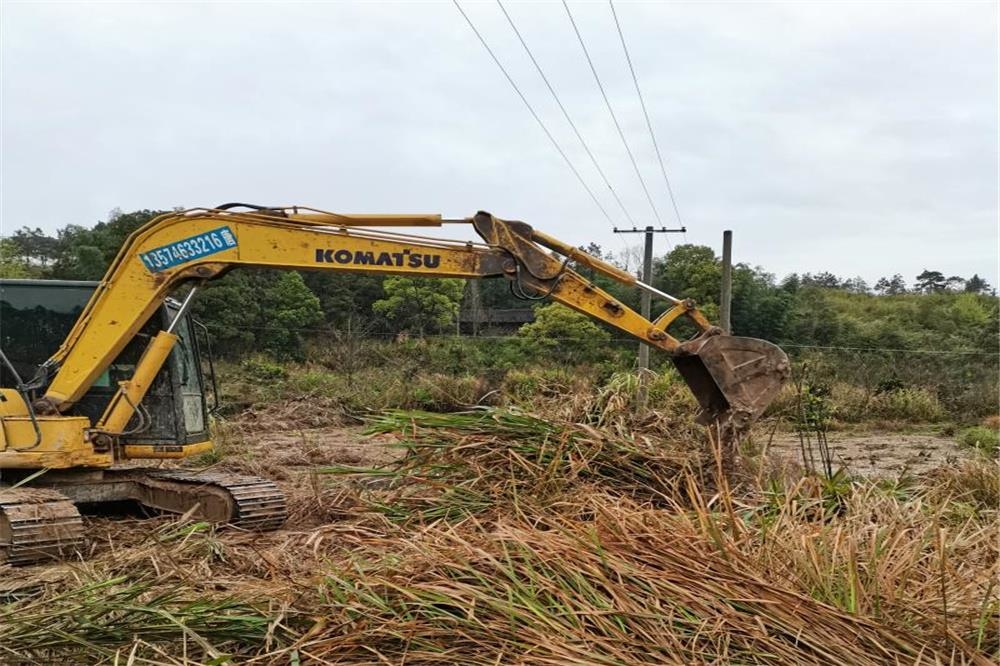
(195, 424), (403, 529)
(764, 430), (971, 477)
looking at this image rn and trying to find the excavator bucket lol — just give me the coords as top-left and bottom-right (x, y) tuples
(672, 333), (790, 430)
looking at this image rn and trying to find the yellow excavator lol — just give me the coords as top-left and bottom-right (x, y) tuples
(0, 204), (789, 565)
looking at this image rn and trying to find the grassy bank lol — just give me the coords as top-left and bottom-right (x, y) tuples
(218, 334), (998, 447)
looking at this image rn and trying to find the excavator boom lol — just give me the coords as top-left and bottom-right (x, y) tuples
(28, 205), (788, 433)
(0, 204), (789, 565)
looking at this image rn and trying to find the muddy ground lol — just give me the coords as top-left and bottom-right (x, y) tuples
(763, 430), (971, 478)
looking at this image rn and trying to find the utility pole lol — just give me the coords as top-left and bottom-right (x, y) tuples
(720, 230), (733, 334)
(467, 279), (481, 337)
(613, 225), (686, 408)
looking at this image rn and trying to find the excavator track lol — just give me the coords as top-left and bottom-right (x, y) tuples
(0, 488), (84, 566)
(140, 470), (287, 531)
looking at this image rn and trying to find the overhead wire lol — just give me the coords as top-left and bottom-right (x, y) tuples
(609, 0), (684, 230)
(562, 0), (662, 226)
(452, 0), (614, 225)
(497, 0), (637, 228)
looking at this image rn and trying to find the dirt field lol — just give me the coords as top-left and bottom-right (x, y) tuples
(765, 430), (972, 477)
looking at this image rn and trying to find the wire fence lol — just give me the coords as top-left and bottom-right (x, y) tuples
(204, 317), (998, 420)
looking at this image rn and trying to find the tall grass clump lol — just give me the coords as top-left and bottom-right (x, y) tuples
(958, 425), (999, 457)
(0, 578), (284, 663)
(313, 497), (979, 665)
(313, 407), (998, 663)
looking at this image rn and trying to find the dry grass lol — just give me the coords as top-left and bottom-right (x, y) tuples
(1, 407), (997, 665)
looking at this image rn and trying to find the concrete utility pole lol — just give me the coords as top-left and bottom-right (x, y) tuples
(720, 230), (733, 334)
(638, 229), (655, 371)
(613, 225), (686, 407)
(467, 279), (481, 337)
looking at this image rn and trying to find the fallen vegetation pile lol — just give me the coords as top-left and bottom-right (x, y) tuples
(1, 409), (996, 664)
(327, 409), (705, 520)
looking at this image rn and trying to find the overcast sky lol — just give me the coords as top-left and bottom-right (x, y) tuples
(2, 1), (997, 287)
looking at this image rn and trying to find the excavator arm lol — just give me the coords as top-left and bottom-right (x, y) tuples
(0, 204), (790, 565)
(35, 204), (789, 431)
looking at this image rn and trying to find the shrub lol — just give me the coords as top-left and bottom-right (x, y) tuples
(958, 426), (999, 457)
(869, 388), (945, 422)
(411, 374), (495, 411)
(240, 357), (288, 382)
(592, 370), (690, 422)
(516, 304), (611, 364)
(285, 369), (345, 397)
(832, 385), (945, 423)
(501, 368), (583, 403)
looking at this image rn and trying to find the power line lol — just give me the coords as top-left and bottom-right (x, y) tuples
(497, 0), (636, 227)
(562, 0), (662, 225)
(609, 0), (684, 228)
(452, 0), (613, 225)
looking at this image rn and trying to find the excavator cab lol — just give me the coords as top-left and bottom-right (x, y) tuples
(0, 279), (213, 455)
(1, 280), (285, 565)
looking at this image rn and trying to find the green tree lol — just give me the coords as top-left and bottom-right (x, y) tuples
(257, 272), (324, 356)
(49, 210), (166, 280)
(8, 227), (60, 268)
(874, 274), (907, 295)
(730, 265), (793, 340)
(944, 276), (966, 292)
(516, 303), (610, 363)
(373, 277), (465, 335)
(48, 225), (99, 279)
(477, 276), (524, 310)
(193, 272), (261, 354)
(302, 272), (386, 330)
(653, 244), (720, 306)
(841, 276), (869, 294)
(965, 274), (992, 295)
(800, 272), (843, 289)
(0, 238), (37, 278)
(915, 270), (947, 293)
(89, 209), (166, 262)
(653, 245), (792, 341)
(194, 270), (323, 358)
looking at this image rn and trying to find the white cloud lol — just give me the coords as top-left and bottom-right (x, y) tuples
(1, 0), (996, 285)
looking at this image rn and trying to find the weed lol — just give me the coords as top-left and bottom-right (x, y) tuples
(2, 407), (997, 664)
(239, 356), (288, 383)
(958, 426), (999, 457)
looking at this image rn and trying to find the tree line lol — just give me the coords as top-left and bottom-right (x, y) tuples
(1, 209), (996, 359)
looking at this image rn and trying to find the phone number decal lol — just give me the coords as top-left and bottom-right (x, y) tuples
(139, 226), (238, 272)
